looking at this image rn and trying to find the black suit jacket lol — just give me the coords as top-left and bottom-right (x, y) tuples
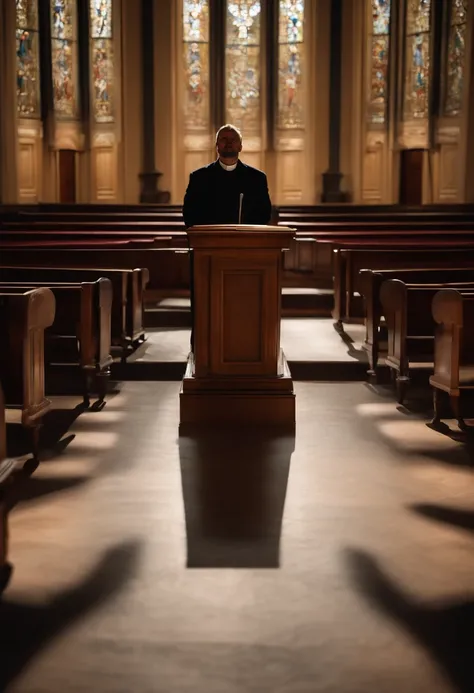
(182, 160), (272, 228)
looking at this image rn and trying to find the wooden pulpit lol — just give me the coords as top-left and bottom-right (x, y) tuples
(180, 224), (296, 427)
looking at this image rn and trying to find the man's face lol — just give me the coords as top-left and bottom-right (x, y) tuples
(216, 130), (242, 160)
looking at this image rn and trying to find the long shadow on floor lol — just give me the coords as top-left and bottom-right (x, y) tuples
(0, 540), (141, 691)
(179, 428), (294, 568)
(344, 547), (474, 693)
(6, 405), (85, 459)
(411, 503), (474, 535)
(15, 474), (92, 504)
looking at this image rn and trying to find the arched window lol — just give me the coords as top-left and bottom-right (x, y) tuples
(225, 1), (262, 133)
(368, 0), (391, 124)
(16, 0), (40, 117)
(89, 0), (114, 122)
(278, 0), (304, 129)
(50, 0), (79, 117)
(183, 1), (210, 130)
(403, 0), (432, 120)
(444, 0), (468, 116)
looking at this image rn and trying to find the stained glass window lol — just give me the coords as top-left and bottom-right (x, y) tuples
(183, 1), (210, 129)
(403, 0), (431, 119)
(369, 0), (391, 124)
(445, 0), (468, 116)
(278, 1), (304, 128)
(16, 0), (40, 117)
(51, 0), (78, 117)
(89, 0), (113, 122)
(225, 2), (261, 133)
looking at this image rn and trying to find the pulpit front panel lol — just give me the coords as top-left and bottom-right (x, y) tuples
(208, 252), (280, 376)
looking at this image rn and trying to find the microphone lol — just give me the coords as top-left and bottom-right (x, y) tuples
(238, 193), (243, 224)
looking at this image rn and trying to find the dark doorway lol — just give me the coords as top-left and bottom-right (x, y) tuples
(58, 150), (76, 203)
(399, 149), (423, 205)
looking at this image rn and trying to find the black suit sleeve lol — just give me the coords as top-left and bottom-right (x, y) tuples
(183, 171), (200, 228)
(254, 172), (272, 225)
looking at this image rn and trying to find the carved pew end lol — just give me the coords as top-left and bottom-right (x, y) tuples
(430, 288), (474, 433)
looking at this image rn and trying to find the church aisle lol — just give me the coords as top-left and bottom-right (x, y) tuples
(128, 319), (367, 364)
(3, 381), (474, 693)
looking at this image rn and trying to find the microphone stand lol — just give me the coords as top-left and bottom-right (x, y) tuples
(238, 193), (243, 224)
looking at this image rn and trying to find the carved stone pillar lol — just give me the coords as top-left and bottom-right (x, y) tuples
(139, 0), (170, 203)
(0, 0), (19, 202)
(321, 0), (347, 202)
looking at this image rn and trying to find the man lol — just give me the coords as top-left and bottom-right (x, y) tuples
(183, 124), (272, 228)
(183, 124), (273, 349)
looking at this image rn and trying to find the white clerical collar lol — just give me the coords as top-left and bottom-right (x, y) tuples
(218, 159), (238, 172)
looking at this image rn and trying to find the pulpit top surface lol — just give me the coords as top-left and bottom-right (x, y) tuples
(187, 224), (292, 233)
(185, 224), (295, 249)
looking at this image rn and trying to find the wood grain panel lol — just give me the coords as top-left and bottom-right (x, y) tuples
(222, 272), (262, 363)
(209, 254), (280, 376)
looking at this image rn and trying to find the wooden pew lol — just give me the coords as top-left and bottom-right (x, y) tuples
(430, 289), (474, 431)
(359, 267), (474, 375)
(3, 209), (474, 304)
(0, 202), (183, 215)
(379, 280), (474, 404)
(277, 203), (474, 215)
(333, 246), (474, 326)
(0, 279), (113, 406)
(2, 209), (183, 222)
(0, 288), (55, 463)
(0, 220), (185, 233)
(0, 267), (148, 360)
(0, 246), (190, 299)
(0, 381), (17, 593)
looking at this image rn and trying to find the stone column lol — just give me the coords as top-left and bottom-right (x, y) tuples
(139, 0), (169, 203)
(0, 0), (19, 202)
(321, 0), (346, 202)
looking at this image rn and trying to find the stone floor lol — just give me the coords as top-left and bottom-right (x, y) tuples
(3, 380), (474, 693)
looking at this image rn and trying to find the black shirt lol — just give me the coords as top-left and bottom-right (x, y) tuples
(183, 160), (272, 228)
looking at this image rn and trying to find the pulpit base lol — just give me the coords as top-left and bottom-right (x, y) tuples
(179, 352), (295, 428)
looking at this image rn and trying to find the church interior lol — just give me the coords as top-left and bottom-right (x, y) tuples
(1, 0), (474, 691)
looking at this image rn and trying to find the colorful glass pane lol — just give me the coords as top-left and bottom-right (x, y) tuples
(278, 1), (304, 129)
(16, 0), (40, 117)
(225, 2), (261, 133)
(404, 0), (431, 119)
(91, 38), (113, 121)
(51, 0), (74, 39)
(279, 0), (304, 43)
(183, 0), (209, 42)
(16, 0), (38, 29)
(368, 0), (390, 125)
(404, 33), (430, 119)
(406, 0), (431, 35)
(90, 0), (112, 39)
(372, 0), (390, 34)
(451, 0), (468, 24)
(51, 0), (77, 118)
(369, 35), (389, 124)
(183, 2), (209, 129)
(51, 38), (76, 116)
(445, 0), (468, 115)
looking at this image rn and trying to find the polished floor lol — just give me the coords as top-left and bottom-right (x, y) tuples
(131, 319), (367, 363)
(2, 380), (474, 693)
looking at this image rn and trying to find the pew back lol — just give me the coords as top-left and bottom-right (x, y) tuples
(0, 266), (148, 349)
(431, 289), (474, 392)
(380, 281), (474, 402)
(0, 280), (113, 373)
(0, 288), (55, 426)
